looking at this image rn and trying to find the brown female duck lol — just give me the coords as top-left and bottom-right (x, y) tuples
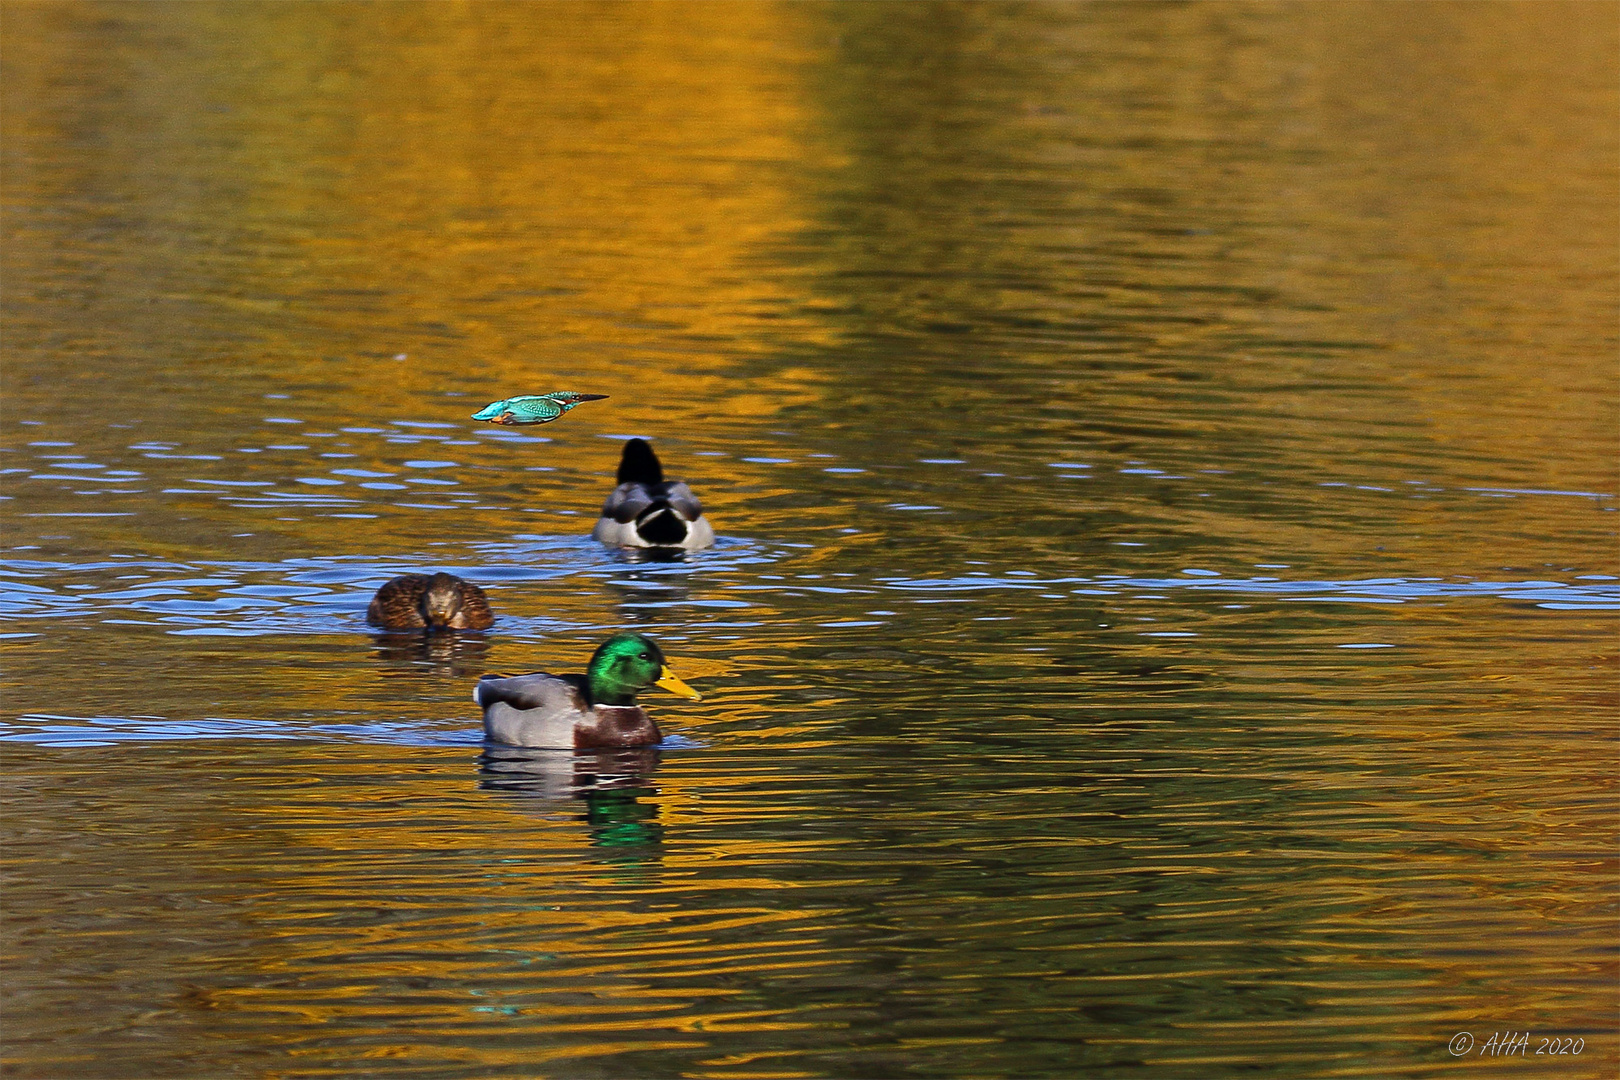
(366, 572), (495, 631)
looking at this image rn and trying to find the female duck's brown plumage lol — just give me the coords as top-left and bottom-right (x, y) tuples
(367, 572), (494, 630)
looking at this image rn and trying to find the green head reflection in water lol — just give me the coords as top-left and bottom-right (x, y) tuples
(470, 391), (608, 425)
(475, 632), (702, 750)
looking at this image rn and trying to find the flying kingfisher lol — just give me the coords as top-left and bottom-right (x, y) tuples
(471, 392), (608, 425)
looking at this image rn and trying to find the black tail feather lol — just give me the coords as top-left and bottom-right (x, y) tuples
(617, 438), (664, 485)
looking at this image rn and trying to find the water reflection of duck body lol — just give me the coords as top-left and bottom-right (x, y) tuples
(366, 572), (495, 630)
(370, 630), (491, 677)
(474, 632), (701, 749)
(478, 746), (666, 858)
(593, 438), (714, 552)
(604, 573), (692, 624)
(479, 744), (661, 799)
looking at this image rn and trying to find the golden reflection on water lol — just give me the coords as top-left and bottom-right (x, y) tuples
(4, 0), (836, 402)
(3, 1), (1614, 560)
(2, 1), (1617, 1078)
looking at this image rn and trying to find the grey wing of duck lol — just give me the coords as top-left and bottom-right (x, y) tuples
(593, 480), (714, 550)
(475, 672), (589, 748)
(662, 481), (705, 521)
(597, 482), (656, 525)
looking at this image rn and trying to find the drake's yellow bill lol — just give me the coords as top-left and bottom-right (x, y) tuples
(655, 666), (703, 700)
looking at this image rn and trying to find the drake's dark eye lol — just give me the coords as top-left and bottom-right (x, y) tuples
(638, 653), (651, 661)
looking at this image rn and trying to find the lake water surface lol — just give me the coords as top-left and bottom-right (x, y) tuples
(3, 3), (1616, 1077)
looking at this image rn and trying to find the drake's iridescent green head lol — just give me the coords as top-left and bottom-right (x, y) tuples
(585, 632), (702, 706)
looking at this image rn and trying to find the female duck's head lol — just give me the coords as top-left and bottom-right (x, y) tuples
(421, 572), (474, 628)
(585, 632), (702, 706)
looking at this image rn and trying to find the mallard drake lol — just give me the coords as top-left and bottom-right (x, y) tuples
(366, 572), (495, 631)
(471, 391), (608, 425)
(474, 631), (702, 749)
(592, 438), (715, 550)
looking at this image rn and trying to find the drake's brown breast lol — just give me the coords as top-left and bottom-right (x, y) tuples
(574, 705), (661, 749)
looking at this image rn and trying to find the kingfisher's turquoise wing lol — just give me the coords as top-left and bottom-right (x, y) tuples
(492, 396), (564, 423)
(471, 392), (607, 425)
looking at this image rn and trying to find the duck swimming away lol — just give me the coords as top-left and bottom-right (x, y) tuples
(475, 632), (702, 749)
(367, 572), (495, 631)
(471, 391), (608, 425)
(593, 438), (715, 551)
